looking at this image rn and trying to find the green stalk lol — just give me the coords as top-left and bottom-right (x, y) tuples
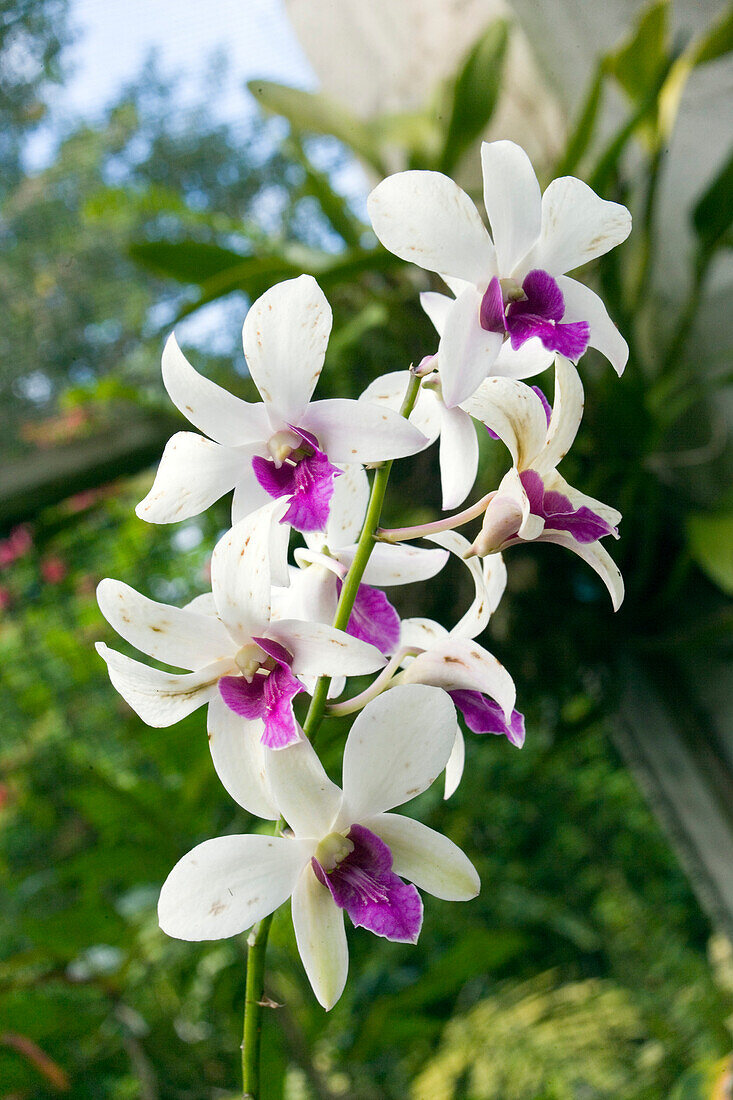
(240, 367), (421, 1099)
(300, 368), (422, 744)
(241, 911), (274, 1099)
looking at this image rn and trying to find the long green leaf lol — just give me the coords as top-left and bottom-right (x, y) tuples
(248, 79), (385, 173)
(687, 512), (733, 595)
(607, 0), (669, 104)
(692, 149), (733, 250)
(438, 19), (509, 174)
(554, 64), (605, 177)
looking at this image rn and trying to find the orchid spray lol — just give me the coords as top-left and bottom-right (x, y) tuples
(97, 140), (630, 1097)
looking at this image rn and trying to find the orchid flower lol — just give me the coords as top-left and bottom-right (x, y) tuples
(158, 685), (480, 1009)
(463, 355), (624, 610)
(96, 505), (385, 820)
(136, 275), (427, 533)
(368, 140), (631, 407)
(278, 465), (449, 657)
(392, 531), (523, 797)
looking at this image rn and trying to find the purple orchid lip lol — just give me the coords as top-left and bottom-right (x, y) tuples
(335, 580), (401, 656)
(252, 425), (342, 533)
(312, 824), (422, 943)
(219, 637), (304, 749)
(449, 690), (525, 748)
(520, 469), (617, 543)
(480, 270), (590, 362)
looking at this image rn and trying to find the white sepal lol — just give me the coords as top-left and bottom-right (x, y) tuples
(363, 812), (480, 901)
(162, 333), (270, 447)
(266, 738), (342, 839)
(292, 867), (349, 1010)
(368, 169), (495, 283)
(340, 684), (456, 821)
(242, 274), (332, 426)
(97, 579), (232, 670)
(206, 695), (277, 821)
(136, 433), (247, 524)
(95, 644), (231, 727)
(158, 834), (311, 940)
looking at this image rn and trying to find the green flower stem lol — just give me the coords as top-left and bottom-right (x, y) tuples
(240, 367), (421, 1099)
(242, 910), (275, 1100)
(301, 367), (422, 745)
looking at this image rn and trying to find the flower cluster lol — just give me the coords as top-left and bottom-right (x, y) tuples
(97, 141), (630, 1011)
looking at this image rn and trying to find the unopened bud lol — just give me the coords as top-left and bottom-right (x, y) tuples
(469, 495), (523, 556)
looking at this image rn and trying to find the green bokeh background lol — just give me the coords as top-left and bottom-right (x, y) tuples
(1, 1), (732, 1096)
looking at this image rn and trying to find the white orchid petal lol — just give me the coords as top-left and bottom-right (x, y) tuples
(438, 288), (503, 409)
(211, 507), (276, 644)
(424, 529), (495, 639)
(363, 812), (480, 900)
(301, 399), (427, 463)
(185, 593), (217, 615)
(360, 372), (442, 441)
(534, 355), (584, 476)
(292, 866), (348, 1010)
(266, 738), (342, 838)
(442, 275), (474, 297)
(339, 543), (448, 587)
(481, 140), (542, 276)
(444, 725), (465, 799)
(420, 290), (453, 336)
(523, 177), (631, 277)
(557, 277), (629, 376)
(206, 695), (277, 820)
(158, 834), (310, 941)
(230, 474), (272, 526)
(162, 333), (269, 446)
(96, 643), (230, 727)
(462, 377), (547, 469)
(266, 619), (385, 676)
(341, 685), (456, 820)
(400, 637), (515, 719)
(492, 337), (555, 380)
(268, 503), (292, 589)
(323, 464), (369, 548)
(136, 433), (246, 524)
(439, 405), (479, 510)
(274, 563), (338, 625)
(368, 170), (495, 283)
(242, 275), (332, 424)
(97, 579), (233, 671)
(536, 531), (625, 610)
(399, 617), (449, 650)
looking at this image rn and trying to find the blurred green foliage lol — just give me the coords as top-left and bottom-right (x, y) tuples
(1, 1), (732, 1097)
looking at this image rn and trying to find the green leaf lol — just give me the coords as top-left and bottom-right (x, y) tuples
(607, 0), (669, 104)
(692, 149), (733, 250)
(438, 19), (509, 174)
(248, 79), (385, 173)
(286, 136), (364, 248)
(688, 4), (733, 66)
(129, 239), (255, 283)
(171, 247), (402, 323)
(554, 64), (605, 176)
(687, 511), (733, 594)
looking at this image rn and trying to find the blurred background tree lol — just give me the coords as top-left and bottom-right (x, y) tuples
(1, 1), (732, 1097)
